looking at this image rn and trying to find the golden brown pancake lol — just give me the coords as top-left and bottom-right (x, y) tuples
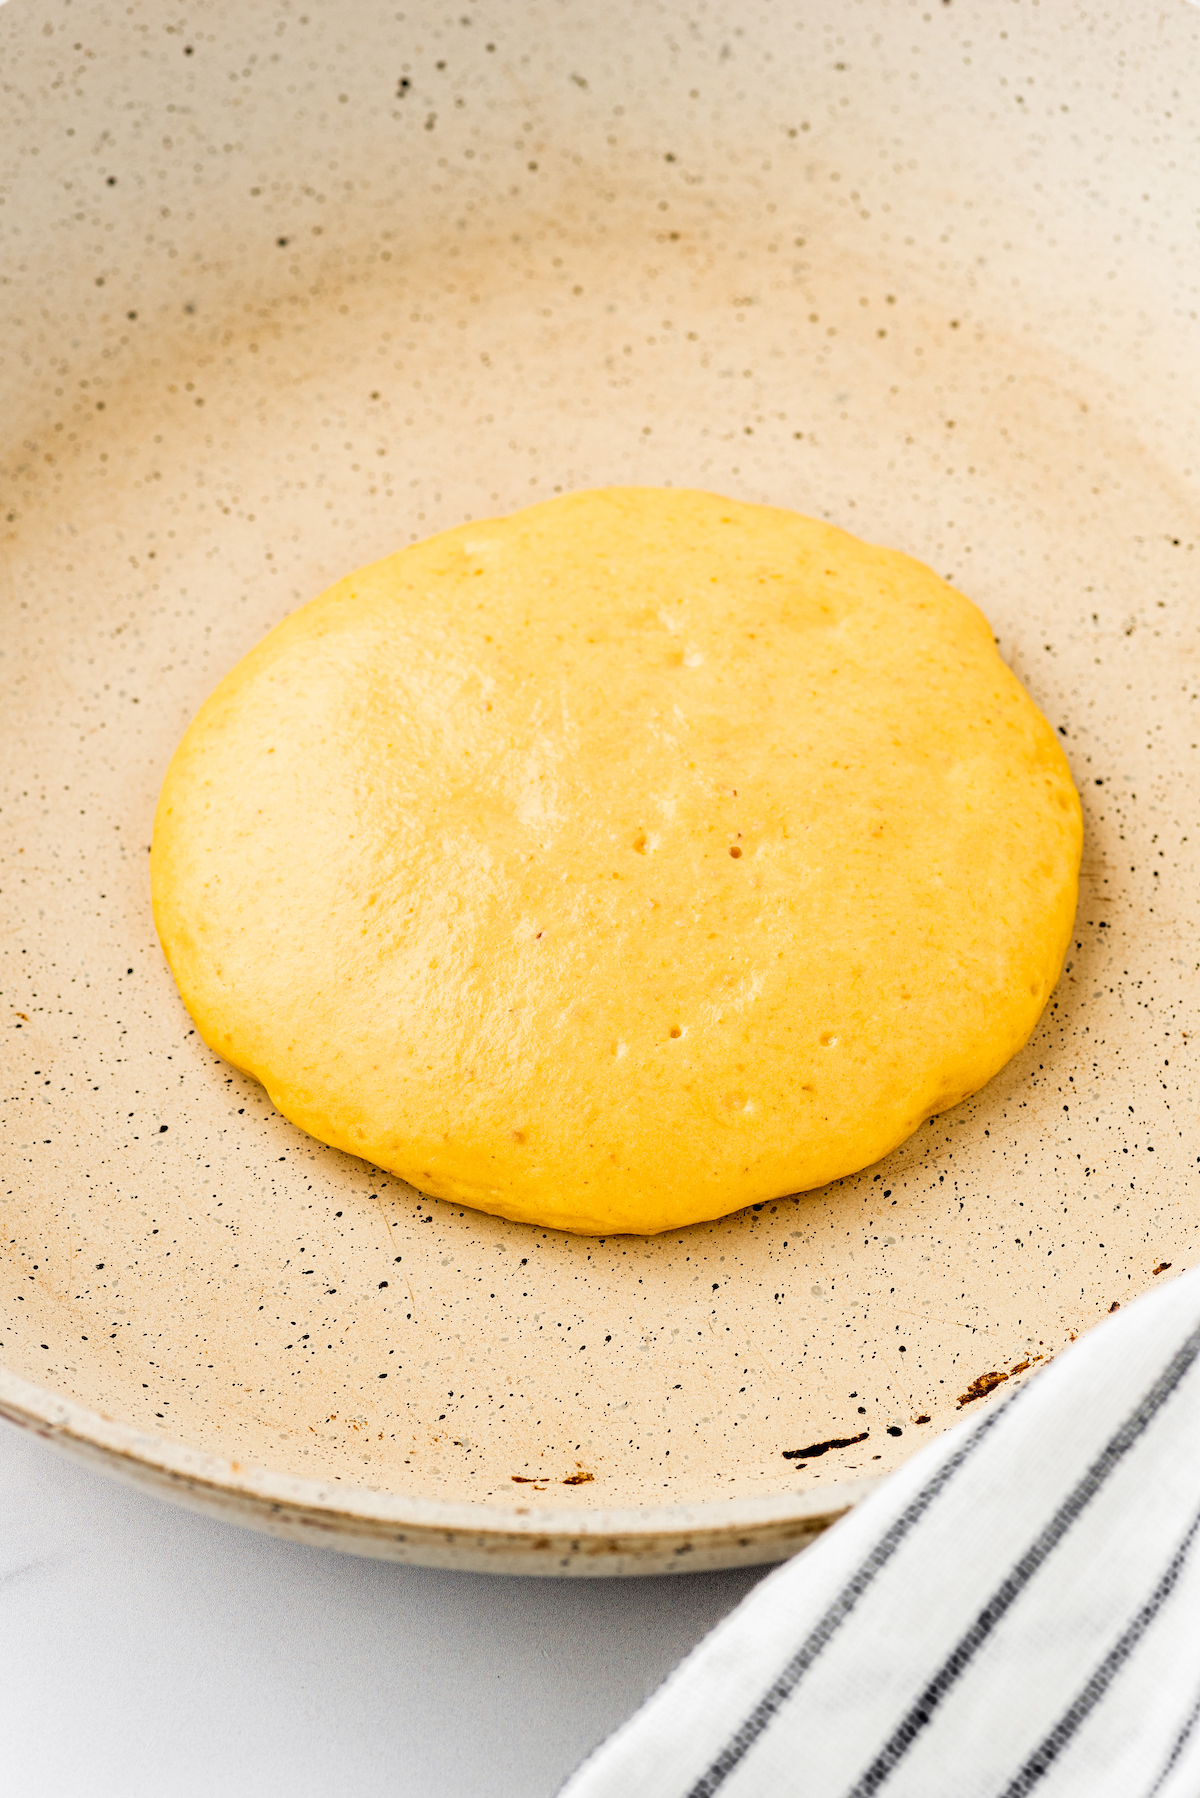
(151, 488), (1081, 1234)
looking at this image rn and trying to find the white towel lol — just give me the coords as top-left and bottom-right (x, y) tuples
(560, 1264), (1200, 1798)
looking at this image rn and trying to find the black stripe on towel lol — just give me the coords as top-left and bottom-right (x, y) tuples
(687, 1314), (1200, 1798)
(683, 1389), (1020, 1798)
(1139, 1674), (1200, 1798)
(999, 1501), (1200, 1797)
(842, 1318), (1200, 1797)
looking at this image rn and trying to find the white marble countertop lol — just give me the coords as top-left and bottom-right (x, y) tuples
(0, 1421), (765, 1796)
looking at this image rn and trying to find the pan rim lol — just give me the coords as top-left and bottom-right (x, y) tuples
(0, 1362), (875, 1570)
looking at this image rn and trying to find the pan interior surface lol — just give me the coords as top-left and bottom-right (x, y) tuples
(2, 0), (1199, 1565)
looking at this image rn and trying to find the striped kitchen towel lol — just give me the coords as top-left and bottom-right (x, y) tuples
(560, 1262), (1200, 1798)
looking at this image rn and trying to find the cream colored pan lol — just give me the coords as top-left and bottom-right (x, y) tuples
(3, 0), (1199, 1574)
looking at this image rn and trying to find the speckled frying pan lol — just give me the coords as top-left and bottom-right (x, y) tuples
(3, 0), (1198, 1575)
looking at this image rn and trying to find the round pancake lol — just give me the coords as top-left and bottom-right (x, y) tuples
(150, 487), (1082, 1235)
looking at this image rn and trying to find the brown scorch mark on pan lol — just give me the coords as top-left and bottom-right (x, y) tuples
(782, 1431), (869, 1460)
(958, 1350), (1048, 1408)
(958, 1370), (1010, 1407)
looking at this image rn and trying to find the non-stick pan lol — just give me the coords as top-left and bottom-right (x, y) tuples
(3, 0), (1198, 1572)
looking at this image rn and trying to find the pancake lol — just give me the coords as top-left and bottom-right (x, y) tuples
(150, 487), (1082, 1235)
